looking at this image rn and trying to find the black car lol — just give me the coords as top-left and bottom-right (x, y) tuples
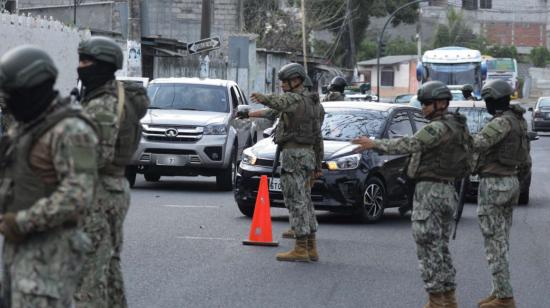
(448, 101), (535, 204)
(234, 101), (429, 223)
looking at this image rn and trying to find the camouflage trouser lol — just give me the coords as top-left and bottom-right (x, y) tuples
(411, 181), (457, 293)
(280, 148), (318, 237)
(106, 177), (131, 308)
(477, 176), (519, 299)
(2, 229), (88, 308)
(75, 179), (113, 308)
(75, 176), (130, 308)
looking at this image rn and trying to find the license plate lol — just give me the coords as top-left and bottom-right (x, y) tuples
(469, 174), (479, 182)
(155, 155), (189, 166)
(269, 177), (282, 192)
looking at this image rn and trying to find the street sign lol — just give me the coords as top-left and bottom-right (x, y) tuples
(187, 37), (221, 54)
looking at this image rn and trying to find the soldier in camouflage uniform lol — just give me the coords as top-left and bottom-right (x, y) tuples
(462, 84), (476, 101)
(239, 63), (324, 262)
(0, 45), (97, 307)
(322, 76), (346, 102)
(472, 80), (529, 308)
(353, 81), (472, 308)
(74, 36), (149, 308)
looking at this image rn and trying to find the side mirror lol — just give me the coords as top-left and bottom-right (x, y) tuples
(528, 107), (533, 112)
(528, 131), (539, 141)
(321, 86), (328, 95)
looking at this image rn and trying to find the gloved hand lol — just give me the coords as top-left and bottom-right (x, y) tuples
(236, 110), (249, 119)
(0, 213), (25, 244)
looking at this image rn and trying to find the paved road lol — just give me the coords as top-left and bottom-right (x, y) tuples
(124, 133), (550, 307)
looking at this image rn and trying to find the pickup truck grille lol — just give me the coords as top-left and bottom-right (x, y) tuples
(143, 125), (203, 142)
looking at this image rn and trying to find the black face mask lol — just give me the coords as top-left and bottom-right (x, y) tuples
(5, 80), (57, 123)
(77, 61), (116, 93)
(485, 97), (510, 115)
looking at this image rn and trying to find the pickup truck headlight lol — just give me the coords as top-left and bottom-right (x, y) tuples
(241, 148), (257, 165)
(326, 154), (361, 170)
(203, 124), (227, 135)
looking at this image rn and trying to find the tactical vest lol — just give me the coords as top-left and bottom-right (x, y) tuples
(414, 113), (472, 180)
(479, 109), (529, 176)
(0, 100), (93, 214)
(83, 81), (149, 175)
(273, 90), (321, 146)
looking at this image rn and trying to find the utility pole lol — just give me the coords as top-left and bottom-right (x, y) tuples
(301, 0), (308, 72)
(128, 0), (142, 77)
(346, 0), (356, 71)
(201, 0), (212, 39)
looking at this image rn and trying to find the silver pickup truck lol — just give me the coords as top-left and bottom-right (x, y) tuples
(126, 77), (260, 190)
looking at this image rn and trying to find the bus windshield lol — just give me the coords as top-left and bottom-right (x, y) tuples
(425, 63), (480, 87)
(487, 59), (515, 72)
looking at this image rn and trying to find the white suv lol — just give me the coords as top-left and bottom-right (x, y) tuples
(126, 77), (257, 190)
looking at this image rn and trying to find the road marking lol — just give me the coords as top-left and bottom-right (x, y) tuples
(176, 236), (235, 241)
(161, 204), (220, 209)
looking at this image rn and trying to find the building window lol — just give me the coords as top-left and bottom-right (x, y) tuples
(381, 69), (394, 87)
(480, 0), (492, 9)
(462, 0), (478, 10)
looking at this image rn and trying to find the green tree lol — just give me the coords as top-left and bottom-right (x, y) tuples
(486, 45), (518, 59)
(529, 46), (550, 67)
(432, 8), (479, 49)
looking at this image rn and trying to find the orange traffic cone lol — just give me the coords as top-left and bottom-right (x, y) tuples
(242, 175), (279, 246)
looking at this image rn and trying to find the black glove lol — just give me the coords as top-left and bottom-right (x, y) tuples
(236, 110), (249, 119)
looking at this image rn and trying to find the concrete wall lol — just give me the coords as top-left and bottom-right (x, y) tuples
(0, 12), (88, 95)
(255, 51), (290, 94)
(142, 0), (241, 44)
(362, 60), (418, 97)
(17, 1), (115, 32)
(528, 67), (550, 98)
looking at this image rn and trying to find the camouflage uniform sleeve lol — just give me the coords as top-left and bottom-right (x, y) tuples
(472, 117), (511, 152)
(15, 118), (98, 233)
(313, 105), (325, 170)
(373, 121), (448, 155)
(261, 108), (280, 121)
(83, 94), (119, 168)
(261, 92), (302, 112)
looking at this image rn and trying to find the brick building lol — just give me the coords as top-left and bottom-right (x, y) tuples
(422, 0), (549, 53)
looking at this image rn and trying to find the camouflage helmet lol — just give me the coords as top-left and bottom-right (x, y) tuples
(0, 45), (58, 91)
(481, 79), (513, 100)
(417, 81), (452, 103)
(329, 76), (347, 92)
(78, 36), (123, 69)
(277, 63), (307, 82)
(461, 84), (474, 92)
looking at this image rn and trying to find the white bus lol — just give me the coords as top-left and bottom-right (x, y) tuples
(417, 46), (487, 98)
(486, 58), (519, 99)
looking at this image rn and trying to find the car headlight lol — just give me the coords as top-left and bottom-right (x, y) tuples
(203, 124), (227, 135)
(326, 154), (361, 170)
(241, 148), (257, 165)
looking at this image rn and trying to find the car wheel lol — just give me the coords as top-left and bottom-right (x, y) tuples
(356, 177), (386, 223)
(125, 166), (137, 188)
(237, 201), (254, 217)
(216, 148), (236, 191)
(144, 173), (161, 182)
(518, 190), (530, 205)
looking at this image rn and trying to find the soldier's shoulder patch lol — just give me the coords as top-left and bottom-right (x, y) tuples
(415, 122), (445, 144)
(483, 118), (509, 137)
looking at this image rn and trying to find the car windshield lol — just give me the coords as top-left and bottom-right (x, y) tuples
(321, 108), (386, 140)
(147, 83), (229, 113)
(448, 107), (492, 133)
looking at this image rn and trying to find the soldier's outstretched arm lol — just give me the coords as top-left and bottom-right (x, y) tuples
(83, 94), (120, 168)
(372, 121), (449, 155)
(472, 117), (511, 152)
(251, 92), (301, 112)
(14, 120), (98, 234)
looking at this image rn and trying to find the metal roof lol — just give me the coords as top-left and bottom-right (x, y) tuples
(357, 55), (418, 67)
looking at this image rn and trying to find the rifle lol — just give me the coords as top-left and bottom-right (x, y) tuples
(272, 145), (281, 178)
(452, 177), (467, 240)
